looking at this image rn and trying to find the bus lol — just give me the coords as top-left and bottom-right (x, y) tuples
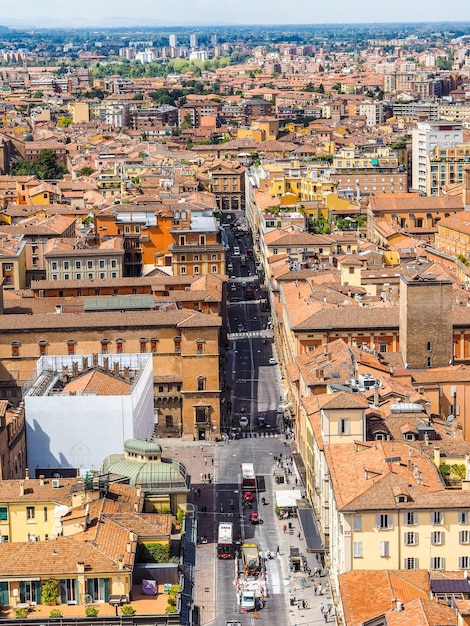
(217, 522), (234, 559)
(241, 463), (256, 490)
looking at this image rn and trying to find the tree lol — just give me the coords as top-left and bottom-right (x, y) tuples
(180, 113), (193, 131)
(33, 90), (43, 99)
(77, 166), (94, 177)
(58, 117), (72, 127)
(132, 93), (144, 100)
(11, 149), (67, 180)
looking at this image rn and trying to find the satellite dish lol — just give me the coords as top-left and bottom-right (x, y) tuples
(447, 414), (455, 423)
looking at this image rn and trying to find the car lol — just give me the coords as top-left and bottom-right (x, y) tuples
(268, 357), (277, 365)
(239, 416), (249, 427)
(277, 404), (288, 414)
(233, 246), (240, 256)
(249, 513), (264, 525)
(227, 263), (233, 271)
(257, 415), (267, 427)
(230, 284), (237, 292)
(230, 275), (237, 281)
(237, 323), (245, 331)
(243, 491), (254, 502)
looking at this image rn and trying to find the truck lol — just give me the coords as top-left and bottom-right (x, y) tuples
(217, 522), (234, 559)
(238, 578), (266, 611)
(241, 542), (261, 576)
(241, 463), (256, 490)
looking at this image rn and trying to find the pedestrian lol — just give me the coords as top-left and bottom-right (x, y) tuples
(204, 457), (207, 465)
(318, 583), (323, 595)
(301, 577), (306, 588)
(307, 567), (311, 576)
(211, 458), (214, 466)
(298, 532), (301, 540)
(276, 545), (280, 555)
(324, 613), (328, 623)
(295, 477), (298, 485)
(314, 566), (319, 577)
(313, 584), (317, 595)
(320, 602), (325, 614)
(283, 524), (287, 534)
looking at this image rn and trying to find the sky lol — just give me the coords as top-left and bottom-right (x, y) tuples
(1, 0), (469, 28)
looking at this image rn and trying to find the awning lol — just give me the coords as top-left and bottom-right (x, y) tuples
(275, 490), (302, 508)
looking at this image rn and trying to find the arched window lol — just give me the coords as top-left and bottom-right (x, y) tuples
(100, 339), (109, 354)
(67, 340), (76, 355)
(197, 377), (206, 391)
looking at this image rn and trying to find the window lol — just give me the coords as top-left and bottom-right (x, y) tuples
(353, 515), (362, 531)
(174, 338), (181, 353)
(75, 261), (81, 270)
(151, 339), (158, 353)
(87, 260), (93, 269)
(349, 267), (355, 274)
(430, 557), (445, 570)
(380, 541), (389, 557)
(338, 418), (350, 435)
(99, 273), (105, 279)
(165, 415), (173, 428)
(87, 273), (94, 279)
(404, 557), (418, 570)
(431, 531), (444, 545)
(44, 507), (48, 522)
(111, 259), (117, 269)
(99, 260), (105, 269)
(459, 556), (470, 569)
(200, 236), (205, 245)
(427, 341), (432, 351)
(431, 511), (444, 525)
(100, 339), (109, 354)
(404, 531), (418, 545)
(116, 340), (123, 354)
(67, 340), (76, 355)
(11, 342), (20, 358)
(38, 340), (47, 356)
(376, 514), (393, 530)
(404, 512), (417, 525)
(64, 261), (70, 270)
(197, 341), (204, 355)
(459, 511), (469, 524)
(64, 273), (70, 280)
(51, 262), (58, 270)
(459, 530), (470, 544)
(26, 506), (35, 520)
(195, 407), (207, 423)
(353, 542), (363, 557)
(212, 265), (217, 273)
(0, 507), (8, 522)
(197, 377), (206, 391)
(75, 273), (82, 280)
(194, 266), (200, 275)
(140, 338), (147, 353)
(181, 267), (186, 275)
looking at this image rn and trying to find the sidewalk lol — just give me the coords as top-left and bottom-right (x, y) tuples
(273, 444), (336, 626)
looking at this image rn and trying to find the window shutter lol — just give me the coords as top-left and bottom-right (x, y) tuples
(376, 514), (381, 529)
(19, 581), (26, 603)
(380, 541), (389, 557)
(60, 580), (66, 604)
(103, 578), (110, 602)
(35, 583), (41, 605)
(387, 515), (393, 529)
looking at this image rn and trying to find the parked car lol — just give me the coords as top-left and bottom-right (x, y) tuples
(243, 491), (254, 503)
(268, 357), (277, 365)
(257, 415), (267, 427)
(249, 513), (263, 525)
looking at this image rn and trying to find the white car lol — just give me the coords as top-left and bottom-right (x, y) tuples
(269, 357), (277, 365)
(239, 416), (249, 427)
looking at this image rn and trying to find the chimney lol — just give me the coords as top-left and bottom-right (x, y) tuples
(113, 361), (119, 376)
(62, 365), (69, 383)
(136, 482), (142, 498)
(25, 468), (29, 480)
(134, 502), (138, 513)
(19, 480), (25, 497)
(374, 385), (379, 407)
(463, 166), (470, 210)
(72, 361), (79, 377)
(124, 367), (130, 381)
(103, 357), (109, 371)
(82, 356), (88, 370)
(433, 446), (441, 467)
(77, 561), (86, 574)
(126, 541), (132, 553)
(92, 353), (99, 367)
(39, 475), (45, 487)
(407, 459), (413, 471)
(118, 555), (124, 570)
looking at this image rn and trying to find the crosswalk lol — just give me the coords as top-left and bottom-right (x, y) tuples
(227, 330), (274, 340)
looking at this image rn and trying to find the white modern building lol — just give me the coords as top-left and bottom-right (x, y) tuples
(358, 101), (384, 127)
(411, 121), (463, 194)
(24, 353), (154, 477)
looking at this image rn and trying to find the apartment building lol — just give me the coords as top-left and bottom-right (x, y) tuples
(207, 161), (245, 211)
(412, 121), (463, 194)
(427, 143), (470, 195)
(43, 237), (124, 282)
(0, 234), (27, 289)
(332, 145), (407, 196)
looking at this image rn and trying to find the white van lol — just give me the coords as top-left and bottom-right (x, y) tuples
(233, 246), (240, 256)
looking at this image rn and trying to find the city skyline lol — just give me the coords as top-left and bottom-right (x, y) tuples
(0, 0), (469, 29)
